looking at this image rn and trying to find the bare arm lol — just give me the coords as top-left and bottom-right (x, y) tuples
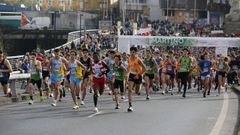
(120, 64), (127, 73)
(77, 61), (86, 70)
(138, 58), (146, 73)
(1, 59), (13, 73)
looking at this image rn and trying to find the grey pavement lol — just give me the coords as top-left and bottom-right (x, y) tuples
(0, 87), (239, 135)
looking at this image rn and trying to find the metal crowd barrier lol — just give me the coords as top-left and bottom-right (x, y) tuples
(5, 29), (99, 97)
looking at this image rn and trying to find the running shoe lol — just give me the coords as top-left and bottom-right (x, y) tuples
(146, 95), (150, 100)
(127, 107), (133, 112)
(73, 105), (80, 110)
(51, 103), (57, 107)
(207, 91), (210, 95)
(28, 100), (34, 105)
(121, 96), (125, 100)
(115, 105), (120, 109)
(162, 91), (165, 95)
(77, 96), (81, 100)
(49, 93), (53, 97)
(203, 92), (206, 98)
(80, 100), (85, 105)
(93, 107), (99, 113)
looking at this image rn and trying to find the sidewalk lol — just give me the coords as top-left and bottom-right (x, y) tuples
(232, 86), (240, 135)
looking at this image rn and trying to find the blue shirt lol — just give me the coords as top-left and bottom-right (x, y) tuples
(199, 60), (212, 76)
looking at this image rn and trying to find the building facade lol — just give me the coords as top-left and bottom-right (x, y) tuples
(159, 0), (208, 24)
(120, 0), (149, 22)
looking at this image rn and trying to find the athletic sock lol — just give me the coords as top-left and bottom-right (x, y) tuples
(93, 94), (98, 107)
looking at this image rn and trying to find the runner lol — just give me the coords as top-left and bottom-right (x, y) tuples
(216, 56), (229, 95)
(80, 48), (92, 105)
(159, 54), (168, 94)
(49, 49), (68, 106)
(0, 50), (12, 97)
(42, 54), (50, 97)
(154, 51), (162, 91)
(165, 51), (176, 95)
(228, 55), (239, 85)
(91, 52), (110, 112)
(105, 50), (115, 96)
(121, 52), (128, 99)
(68, 50), (86, 109)
(112, 53), (127, 109)
(178, 49), (191, 98)
(199, 54), (212, 98)
(28, 52), (43, 105)
(127, 46), (146, 112)
(143, 49), (158, 99)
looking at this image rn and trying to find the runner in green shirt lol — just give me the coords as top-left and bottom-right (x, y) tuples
(112, 53), (127, 109)
(178, 48), (191, 98)
(28, 52), (43, 105)
(143, 49), (158, 100)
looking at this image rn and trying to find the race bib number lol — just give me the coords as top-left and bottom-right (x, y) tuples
(218, 64), (224, 70)
(54, 64), (61, 72)
(31, 68), (37, 74)
(233, 65), (238, 70)
(43, 66), (48, 71)
(95, 68), (101, 74)
(180, 66), (186, 71)
(131, 68), (137, 74)
(203, 68), (208, 73)
(70, 68), (76, 74)
(167, 66), (172, 71)
(146, 66), (151, 70)
(0, 72), (3, 78)
(115, 72), (120, 77)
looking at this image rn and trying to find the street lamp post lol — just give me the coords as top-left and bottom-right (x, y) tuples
(194, 0), (197, 21)
(79, 13), (83, 43)
(166, 0), (169, 20)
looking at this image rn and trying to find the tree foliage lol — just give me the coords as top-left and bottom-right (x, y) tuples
(51, 0), (61, 11)
(72, 0), (80, 11)
(41, 0), (49, 11)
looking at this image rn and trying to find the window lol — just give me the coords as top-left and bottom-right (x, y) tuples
(164, 10), (175, 16)
(139, 0), (146, 4)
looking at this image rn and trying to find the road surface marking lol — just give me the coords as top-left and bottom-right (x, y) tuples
(209, 92), (229, 135)
(87, 111), (102, 118)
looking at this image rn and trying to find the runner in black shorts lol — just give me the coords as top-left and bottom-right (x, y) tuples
(80, 48), (92, 105)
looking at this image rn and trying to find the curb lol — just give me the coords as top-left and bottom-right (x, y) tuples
(232, 86), (240, 135)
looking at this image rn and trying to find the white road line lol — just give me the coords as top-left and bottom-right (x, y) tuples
(209, 92), (229, 135)
(87, 111), (102, 118)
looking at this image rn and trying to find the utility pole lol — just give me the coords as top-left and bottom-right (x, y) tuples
(194, 0), (197, 21)
(166, 0), (169, 20)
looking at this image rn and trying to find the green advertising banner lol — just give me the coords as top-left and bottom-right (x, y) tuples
(149, 37), (198, 46)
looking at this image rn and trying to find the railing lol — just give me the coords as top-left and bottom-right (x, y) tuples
(67, 29), (98, 42)
(6, 29), (99, 98)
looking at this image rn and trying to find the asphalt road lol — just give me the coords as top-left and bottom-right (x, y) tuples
(0, 88), (239, 135)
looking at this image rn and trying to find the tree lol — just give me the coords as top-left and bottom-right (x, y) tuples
(21, 0), (38, 7)
(41, 0), (49, 11)
(52, 0), (61, 11)
(64, 0), (71, 11)
(72, 0), (80, 11)
(3, 0), (20, 6)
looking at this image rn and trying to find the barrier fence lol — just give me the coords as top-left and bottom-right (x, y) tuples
(6, 29), (98, 98)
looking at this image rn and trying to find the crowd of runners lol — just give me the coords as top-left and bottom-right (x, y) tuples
(0, 34), (240, 113)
